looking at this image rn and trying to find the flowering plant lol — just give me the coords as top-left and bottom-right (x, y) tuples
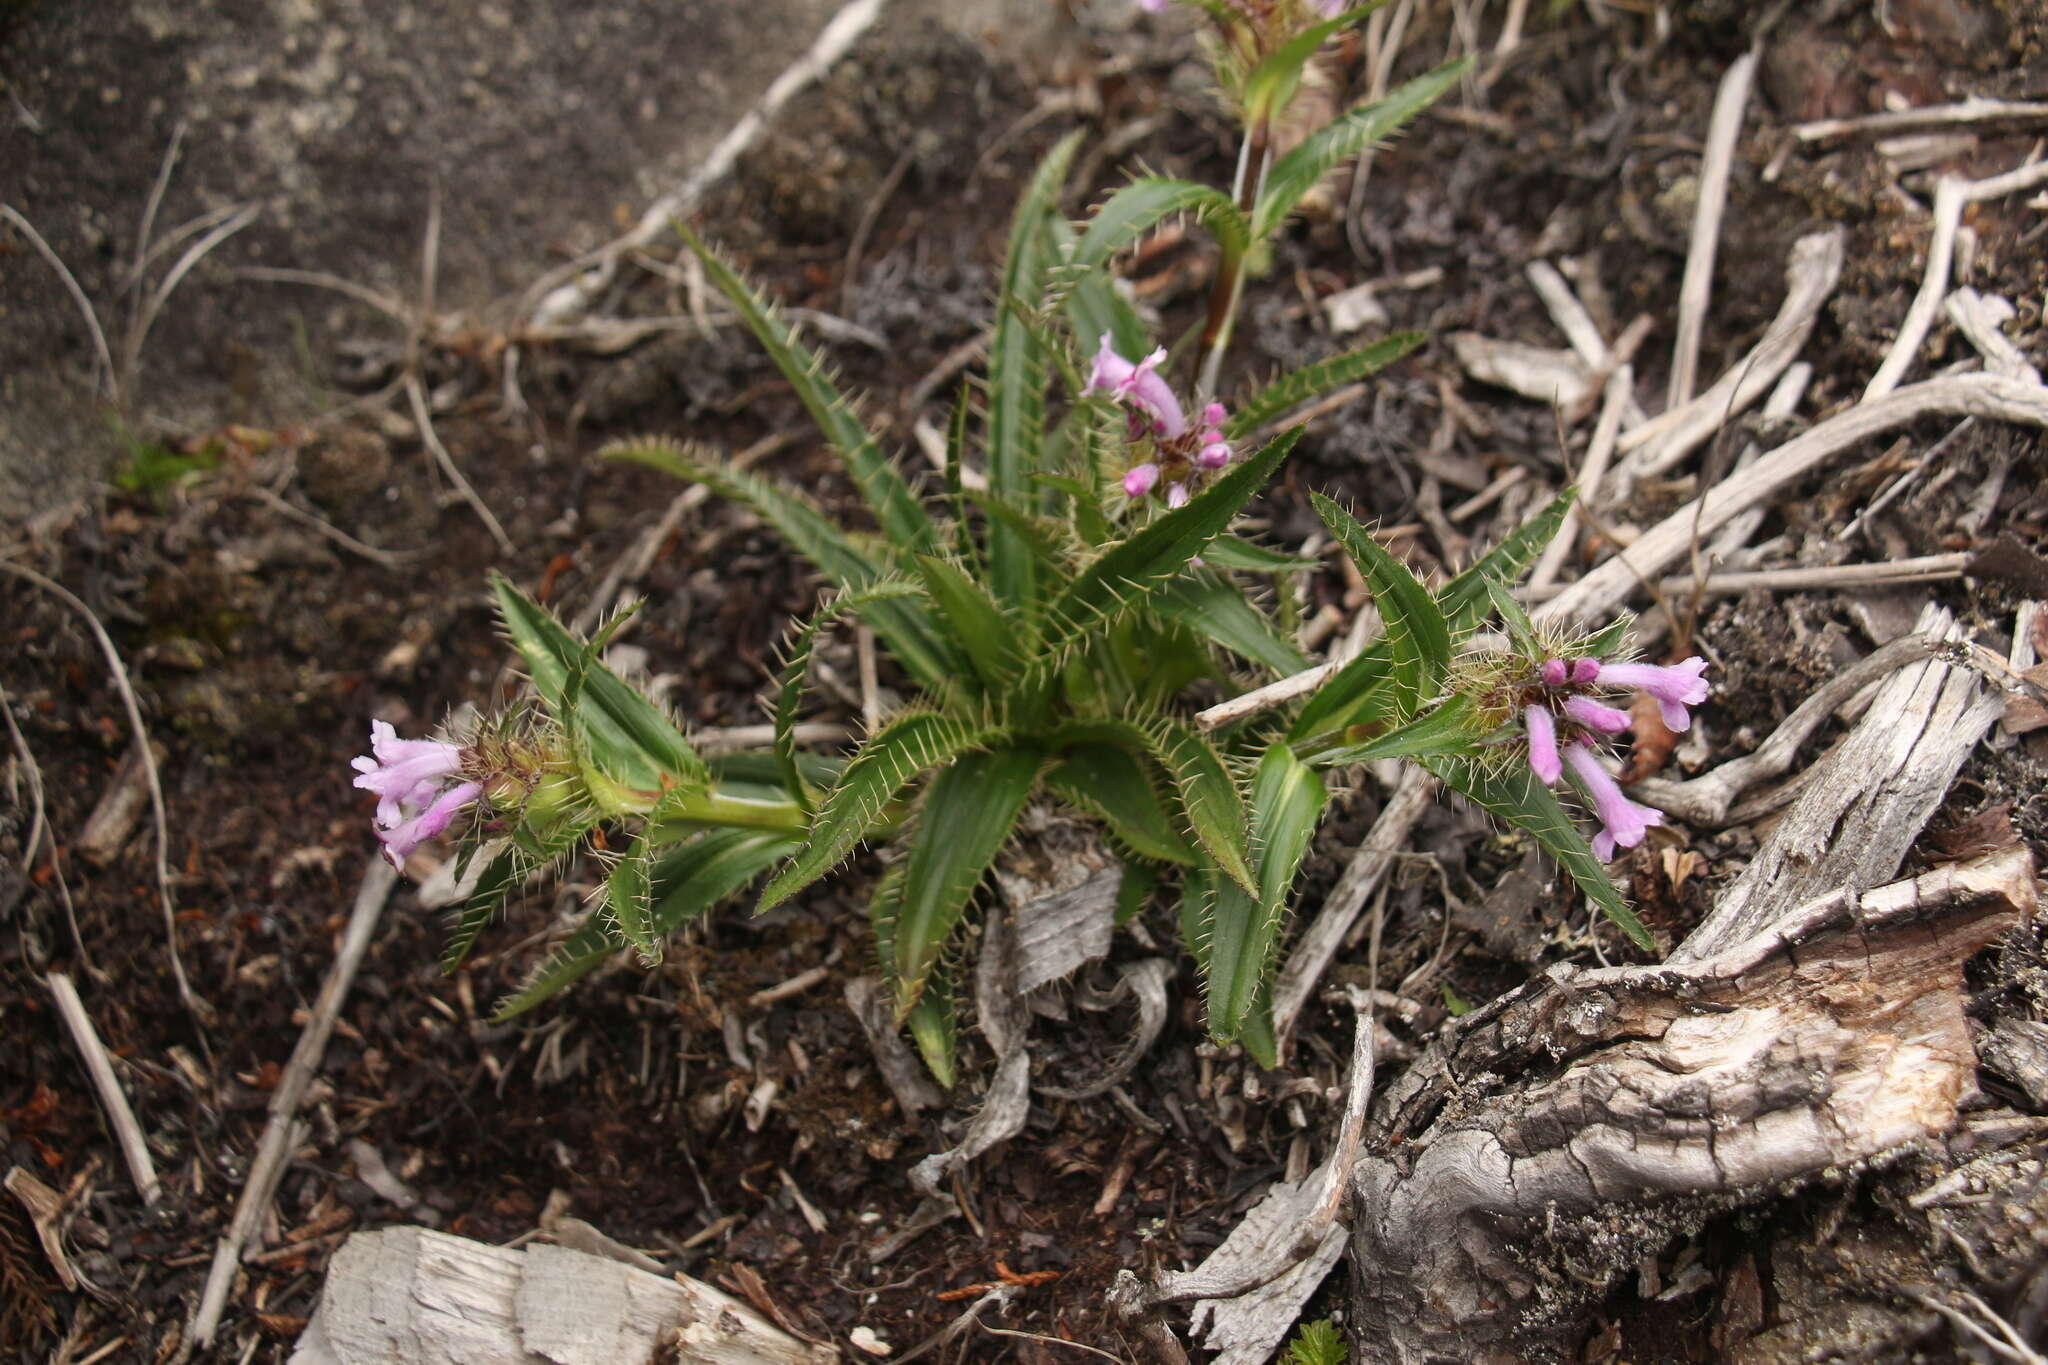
(359, 3), (1703, 1077)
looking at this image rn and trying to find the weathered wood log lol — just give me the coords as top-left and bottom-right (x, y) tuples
(288, 1227), (830, 1365)
(1345, 845), (2034, 1365)
(1676, 603), (2001, 961)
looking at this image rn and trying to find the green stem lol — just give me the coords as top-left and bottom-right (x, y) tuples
(653, 787), (811, 835)
(1198, 118), (1271, 397)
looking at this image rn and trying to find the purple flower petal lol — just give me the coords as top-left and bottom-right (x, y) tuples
(375, 780), (483, 868)
(1571, 658), (1600, 684)
(1540, 658), (1569, 687)
(1525, 705), (1561, 785)
(1123, 462), (1160, 498)
(1591, 657), (1709, 706)
(1563, 696), (1631, 735)
(1564, 743), (1663, 860)
(1197, 441), (1231, 470)
(352, 721), (465, 826)
(1165, 482), (1189, 509)
(1087, 335), (1186, 439)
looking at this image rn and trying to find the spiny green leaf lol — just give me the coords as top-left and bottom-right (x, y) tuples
(1310, 694), (1479, 767)
(442, 824), (591, 973)
(1425, 754), (1654, 951)
(1253, 56), (1466, 239)
(1202, 535), (1322, 574)
(1153, 571), (1312, 677)
(1069, 177), (1252, 275)
(1289, 489), (1575, 744)
(1486, 576), (1540, 653)
(905, 958), (959, 1089)
(987, 131), (1085, 612)
(1035, 429), (1303, 668)
(1045, 742), (1199, 866)
(890, 746), (1041, 1016)
(1191, 743), (1327, 1043)
(1114, 857), (1159, 926)
(490, 573), (708, 794)
(674, 221), (936, 557)
(1311, 493), (1451, 723)
(602, 842), (659, 965)
(754, 712), (1008, 916)
(1224, 333), (1424, 440)
(1241, 3), (1394, 127)
(1152, 719), (1257, 898)
(1439, 487), (1575, 633)
(492, 829), (796, 1020)
(604, 438), (956, 690)
(772, 581), (928, 808)
(914, 554), (1029, 692)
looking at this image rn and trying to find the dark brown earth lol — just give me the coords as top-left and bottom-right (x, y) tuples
(5, 2), (2048, 1362)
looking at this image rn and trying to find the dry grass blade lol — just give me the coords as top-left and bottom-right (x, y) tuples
(234, 266), (412, 322)
(0, 678), (89, 969)
(127, 120), (186, 304)
(118, 201), (260, 401)
(0, 202), (116, 398)
(404, 373), (515, 556)
(0, 560), (205, 1026)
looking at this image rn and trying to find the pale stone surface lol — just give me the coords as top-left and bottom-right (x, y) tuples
(0, 0), (1053, 520)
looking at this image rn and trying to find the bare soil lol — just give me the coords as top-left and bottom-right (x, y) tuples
(4, 3), (2048, 1362)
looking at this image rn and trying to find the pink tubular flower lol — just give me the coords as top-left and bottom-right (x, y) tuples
(1165, 482), (1190, 509)
(1123, 462), (1161, 498)
(1540, 658), (1569, 687)
(1563, 696), (1631, 735)
(1525, 705), (1561, 785)
(1564, 743), (1663, 861)
(1590, 657), (1710, 732)
(353, 720), (481, 868)
(1089, 335), (1186, 439)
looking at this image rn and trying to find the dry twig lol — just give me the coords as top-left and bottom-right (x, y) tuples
(46, 973), (160, 1207)
(1667, 50), (1757, 409)
(1865, 157), (2048, 401)
(1620, 228), (1844, 478)
(1540, 373), (2048, 628)
(191, 858), (398, 1346)
(525, 0), (889, 326)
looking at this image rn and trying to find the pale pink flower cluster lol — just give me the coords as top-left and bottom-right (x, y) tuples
(352, 720), (482, 867)
(1521, 656), (1709, 861)
(1087, 336), (1233, 508)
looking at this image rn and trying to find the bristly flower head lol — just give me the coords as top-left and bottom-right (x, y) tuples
(1461, 636), (1710, 862)
(1087, 335), (1236, 505)
(353, 713), (585, 870)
